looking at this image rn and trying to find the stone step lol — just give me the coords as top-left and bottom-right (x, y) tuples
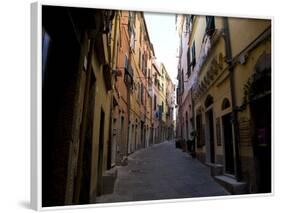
(214, 175), (248, 195)
(206, 163), (223, 176)
(102, 167), (118, 195)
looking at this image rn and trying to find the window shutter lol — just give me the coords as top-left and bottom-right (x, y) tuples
(192, 42), (196, 67)
(138, 83), (141, 102)
(141, 54), (145, 72)
(185, 16), (189, 33)
(130, 29), (135, 50)
(144, 54), (147, 75)
(206, 16), (210, 32)
(125, 55), (128, 71)
(154, 95), (157, 110)
(206, 16), (215, 36)
(210, 17), (215, 32)
(139, 51), (141, 68)
(187, 48), (190, 77)
(128, 64), (133, 79)
(181, 69), (184, 92)
(128, 12), (132, 34)
(190, 15), (194, 22)
(141, 84), (143, 104)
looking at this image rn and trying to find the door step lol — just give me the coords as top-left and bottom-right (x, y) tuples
(214, 175), (248, 195)
(101, 167), (118, 195)
(206, 163), (223, 176)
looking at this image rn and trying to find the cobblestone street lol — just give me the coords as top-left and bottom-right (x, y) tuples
(96, 140), (229, 203)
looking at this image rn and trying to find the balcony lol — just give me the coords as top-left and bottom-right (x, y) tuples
(124, 64), (134, 89)
(192, 52), (224, 101)
(189, 29), (223, 101)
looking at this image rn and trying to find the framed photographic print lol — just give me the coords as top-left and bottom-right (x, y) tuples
(31, 1), (272, 210)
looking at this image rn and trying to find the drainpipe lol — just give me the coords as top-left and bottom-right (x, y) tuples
(109, 12), (119, 168)
(127, 40), (132, 156)
(112, 12), (118, 70)
(73, 34), (94, 204)
(223, 17), (242, 181)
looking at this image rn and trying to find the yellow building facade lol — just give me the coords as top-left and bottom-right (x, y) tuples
(42, 7), (177, 206)
(177, 14), (271, 194)
(42, 7), (117, 205)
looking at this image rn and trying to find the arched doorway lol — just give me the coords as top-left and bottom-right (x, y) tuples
(221, 98), (235, 174)
(205, 95), (215, 163)
(248, 53), (271, 193)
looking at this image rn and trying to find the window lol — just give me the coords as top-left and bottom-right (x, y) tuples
(178, 72), (181, 95)
(124, 55), (128, 72)
(139, 50), (141, 68)
(181, 69), (184, 92)
(124, 55), (133, 87)
(154, 95), (157, 110)
(205, 95), (214, 108)
(187, 48), (191, 77)
(176, 87), (180, 104)
(141, 54), (145, 72)
(206, 16), (215, 36)
(130, 28), (136, 50)
(189, 15), (194, 31)
(142, 53), (147, 75)
(139, 26), (142, 45)
(42, 29), (51, 86)
(190, 15), (194, 23)
(191, 41), (196, 68)
(142, 54), (145, 72)
(128, 12), (136, 35)
(142, 54), (145, 74)
(139, 84), (141, 102)
(221, 98), (231, 110)
(132, 12), (136, 26)
(128, 13), (132, 34)
(185, 16), (189, 33)
(141, 84), (144, 104)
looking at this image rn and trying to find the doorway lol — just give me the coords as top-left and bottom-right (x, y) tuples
(132, 124), (135, 152)
(185, 111), (189, 141)
(135, 124), (138, 150)
(206, 109), (215, 163)
(79, 73), (96, 204)
(97, 109), (105, 196)
(111, 118), (117, 167)
(251, 95), (271, 193)
(144, 126), (146, 148)
(141, 121), (144, 148)
(42, 7), (82, 206)
(222, 113), (235, 174)
(205, 95), (215, 163)
(120, 116), (125, 156)
(73, 63), (96, 205)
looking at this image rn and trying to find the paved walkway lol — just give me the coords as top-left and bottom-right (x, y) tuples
(96, 140), (229, 203)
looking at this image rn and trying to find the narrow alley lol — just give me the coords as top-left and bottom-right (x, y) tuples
(41, 6), (271, 207)
(96, 140), (229, 203)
